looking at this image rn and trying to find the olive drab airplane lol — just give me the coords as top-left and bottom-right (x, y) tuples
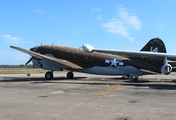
(10, 38), (176, 81)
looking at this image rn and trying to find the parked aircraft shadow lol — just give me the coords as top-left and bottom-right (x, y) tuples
(1, 76), (176, 90)
(0, 76), (86, 82)
(122, 78), (176, 90)
(30, 78), (176, 90)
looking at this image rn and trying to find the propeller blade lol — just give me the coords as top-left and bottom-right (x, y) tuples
(33, 64), (36, 68)
(25, 58), (32, 65)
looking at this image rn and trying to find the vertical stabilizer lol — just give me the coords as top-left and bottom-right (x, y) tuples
(140, 38), (166, 53)
(133, 38), (167, 74)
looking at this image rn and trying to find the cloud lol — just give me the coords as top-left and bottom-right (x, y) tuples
(157, 22), (166, 28)
(102, 19), (134, 41)
(102, 5), (142, 41)
(1, 34), (24, 44)
(91, 8), (101, 12)
(91, 7), (102, 20)
(1, 34), (21, 40)
(35, 9), (44, 14)
(118, 7), (141, 30)
(31, 9), (44, 14)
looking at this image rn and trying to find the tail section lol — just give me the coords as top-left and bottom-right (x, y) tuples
(135, 38), (167, 74)
(140, 38), (166, 53)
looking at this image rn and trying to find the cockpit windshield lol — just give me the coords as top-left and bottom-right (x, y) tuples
(30, 46), (39, 52)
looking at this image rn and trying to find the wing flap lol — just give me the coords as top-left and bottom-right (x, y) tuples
(140, 69), (159, 74)
(10, 46), (83, 69)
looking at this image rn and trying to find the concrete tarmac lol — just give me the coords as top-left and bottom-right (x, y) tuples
(0, 72), (176, 120)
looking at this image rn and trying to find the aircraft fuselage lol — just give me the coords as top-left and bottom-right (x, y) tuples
(31, 45), (161, 77)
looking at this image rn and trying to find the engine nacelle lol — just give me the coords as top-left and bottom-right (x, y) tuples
(32, 59), (62, 71)
(161, 64), (172, 75)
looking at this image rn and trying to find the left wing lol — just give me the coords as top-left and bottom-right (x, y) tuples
(10, 46), (83, 69)
(82, 44), (176, 61)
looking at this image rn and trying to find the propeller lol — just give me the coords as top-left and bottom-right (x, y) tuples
(25, 57), (32, 66)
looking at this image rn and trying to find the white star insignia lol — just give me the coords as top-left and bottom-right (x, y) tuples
(105, 58), (124, 67)
(110, 58), (119, 67)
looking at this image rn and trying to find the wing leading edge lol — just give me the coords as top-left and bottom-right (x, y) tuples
(10, 46), (83, 69)
(82, 44), (176, 61)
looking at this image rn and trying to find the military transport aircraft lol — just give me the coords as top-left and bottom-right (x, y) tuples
(10, 38), (175, 81)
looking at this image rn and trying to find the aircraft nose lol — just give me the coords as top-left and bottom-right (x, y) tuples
(30, 46), (38, 52)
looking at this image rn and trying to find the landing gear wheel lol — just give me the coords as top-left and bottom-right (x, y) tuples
(67, 72), (74, 79)
(130, 77), (138, 81)
(122, 75), (130, 79)
(45, 71), (53, 80)
(133, 77), (138, 81)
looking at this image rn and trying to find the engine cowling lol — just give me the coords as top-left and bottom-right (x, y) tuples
(161, 64), (172, 75)
(32, 59), (62, 71)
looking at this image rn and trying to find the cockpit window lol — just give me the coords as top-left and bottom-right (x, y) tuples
(30, 46), (39, 52)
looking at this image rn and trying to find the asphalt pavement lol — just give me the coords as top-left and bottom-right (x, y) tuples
(0, 72), (176, 120)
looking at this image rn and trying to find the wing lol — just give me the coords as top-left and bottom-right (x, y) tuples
(92, 48), (176, 61)
(10, 46), (83, 69)
(82, 44), (176, 60)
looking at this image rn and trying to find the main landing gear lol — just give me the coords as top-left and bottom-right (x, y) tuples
(130, 76), (139, 81)
(45, 71), (53, 80)
(44, 71), (74, 80)
(122, 75), (139, 81)
(67, 72), (74, 79)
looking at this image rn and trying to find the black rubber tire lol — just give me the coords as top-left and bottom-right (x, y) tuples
(45, 72), (53, 80)
(67, 72), (74, 79)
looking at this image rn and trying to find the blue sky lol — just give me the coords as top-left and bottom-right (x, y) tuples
(1, 0), (176, 64)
